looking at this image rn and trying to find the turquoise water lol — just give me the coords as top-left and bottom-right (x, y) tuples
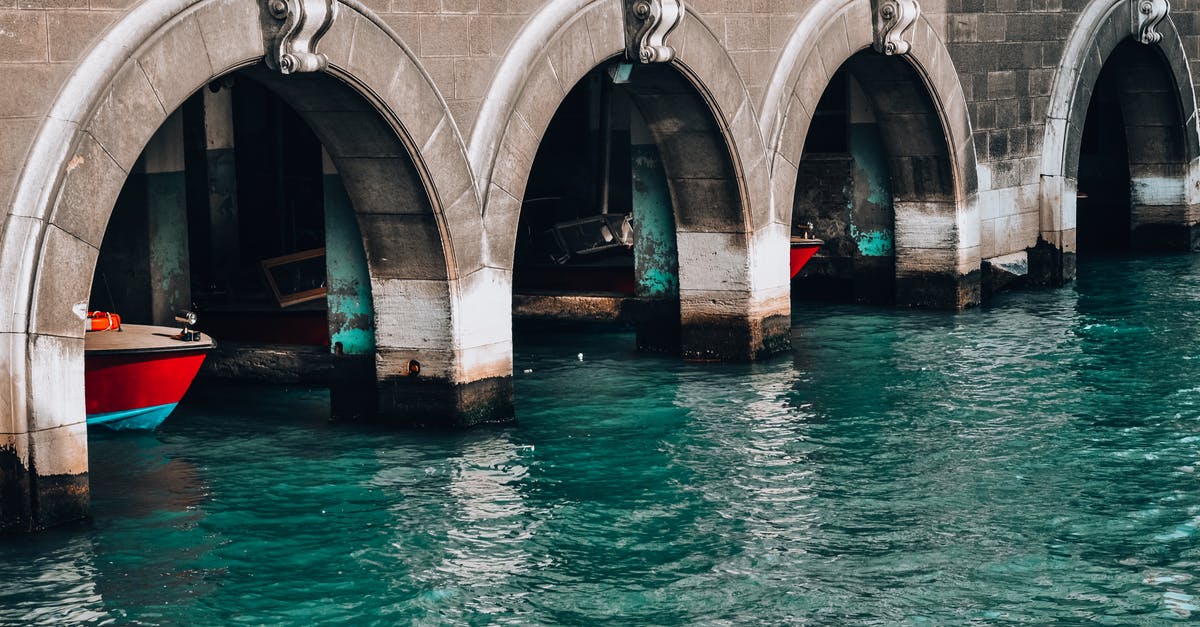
(4, 255), (1200, 623)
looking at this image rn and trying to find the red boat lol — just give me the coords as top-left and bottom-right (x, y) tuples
(85, 316), (214, 430)
(790, 236), (823, 279)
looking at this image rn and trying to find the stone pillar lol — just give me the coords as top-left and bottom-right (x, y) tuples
(893, 199), (982, 309)
(1129, 164), (1200, 251)
(1, 318), (90, 533)
(373, 269), (515, 428)
(1030, 174), (1078, 286)
(630, 107), (680, 354)
(677, 225), (792, 361)
(203, 87), (241, 291)
(322, 151), (377, 420)
(846, 76), (897, 303)
(143, 111), (191, 325)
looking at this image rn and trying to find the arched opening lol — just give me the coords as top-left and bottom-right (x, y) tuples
(1075, 40), (1189, 255)
(790, 50), (956, 306)
(85, 64), (445, 425)
(512, 60), (743, 354)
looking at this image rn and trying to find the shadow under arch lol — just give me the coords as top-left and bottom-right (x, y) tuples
(473, 0), (788, 361)
(0, 0), (499, 532)
(762, 0), (981, 309)
(1037, 1), (1200, 283)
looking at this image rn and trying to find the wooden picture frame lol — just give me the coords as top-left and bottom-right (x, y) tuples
(260, 247), (327, 308)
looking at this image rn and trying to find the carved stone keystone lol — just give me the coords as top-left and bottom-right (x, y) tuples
(268, 0), (337, 74)
(871, 0), (920, 56)
(1132, 0), (1169, 45)
(624, 0), (685, 64)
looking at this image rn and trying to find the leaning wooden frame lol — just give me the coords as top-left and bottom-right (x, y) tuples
(260, 247), (328, 308)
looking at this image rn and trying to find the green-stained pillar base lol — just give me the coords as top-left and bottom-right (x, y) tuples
(323, 152), (377, 420)
(631, 109), (680, 354)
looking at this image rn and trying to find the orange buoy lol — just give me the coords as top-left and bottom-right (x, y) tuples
(87, 311), (122, 332)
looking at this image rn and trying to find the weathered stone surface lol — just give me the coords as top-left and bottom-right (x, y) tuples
(84, 60), (166, 172)
(29, 226), (96, 339)
(138, 15), (214, 113)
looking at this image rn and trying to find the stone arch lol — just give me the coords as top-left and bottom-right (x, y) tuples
(1039, 0), (1200, 274)
(0, 0), (498, 531)
(471, 0), (786, 360)
(763, 0), (981, 309)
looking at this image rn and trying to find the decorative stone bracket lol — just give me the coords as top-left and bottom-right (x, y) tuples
(871, 0), (920, 56)
(267, 0), (337, 74)
(624, 0), (685, 64)
(1132, 0), (1169, 45)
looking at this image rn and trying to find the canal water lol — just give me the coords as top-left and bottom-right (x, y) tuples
(4, 255), (1200, 623)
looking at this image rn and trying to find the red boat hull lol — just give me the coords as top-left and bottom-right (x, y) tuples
(790, 241), (822, 279)
(85, 351), (207, 417)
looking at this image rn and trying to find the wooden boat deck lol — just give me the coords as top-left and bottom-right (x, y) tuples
(85, 323), (215, 356)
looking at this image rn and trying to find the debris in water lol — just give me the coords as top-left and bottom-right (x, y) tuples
(577, 353), (584, 361)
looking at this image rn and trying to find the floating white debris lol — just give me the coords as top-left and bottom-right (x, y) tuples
(523, 368), (533, 374)
(577, 353), (584, 361)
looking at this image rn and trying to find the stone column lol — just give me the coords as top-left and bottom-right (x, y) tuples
(677, 227), (792, 361)
(1030, 174), (1078, 286)
(1129, 164), (1200, 252)
(142, 111), (191, 325)
(322, 150), (377, 420)
(893, 199), (981, 309)
(630, 106), (680, 353)
(373, 268), (515, 428)
(202, 87), (241, 291)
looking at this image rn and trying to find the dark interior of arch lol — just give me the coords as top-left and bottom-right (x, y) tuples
(89, 64), (439, 375)
(791, 50), (953, 305)
(514, 61), (740, 306)
(1075, 40), (1186, 254)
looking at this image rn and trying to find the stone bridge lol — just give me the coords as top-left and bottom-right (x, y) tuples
(1, 0), (1197, 530)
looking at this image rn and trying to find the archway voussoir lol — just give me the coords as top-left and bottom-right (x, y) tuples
(584, 0), (624, 62)
(844, 1), (873, 49)
(444, 188), (485, 277)
(422, 120), (475, 210)
(345, 15), (409, 97)
(84, 60), (166, 172)
(1094, 9), (1126, 56)
(489, 134), (534, 203)
(381, 55), (444, 151)
(483, 184), (521, 269)
(49, 132), (125, 249)
(675, 21), (743, 120)
(776, 94), (811, 168)
(816, 15), (854, 76)
(193, 0), (266, 73)
(138, 15), (215, 114)
(730, 101), (771, 228)
(792, 54), (831, 131)
(513, 57), (566, 139)
(548, 15), (597, 94)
